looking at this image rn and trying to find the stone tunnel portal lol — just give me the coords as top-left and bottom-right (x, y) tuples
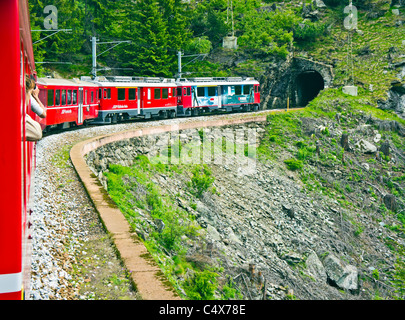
(296, 70), (325, 106)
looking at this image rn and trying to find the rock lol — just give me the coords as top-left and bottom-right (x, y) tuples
(323, 254), (358, 291)
(306, 252), (327, 283)
(282, 204), (295, 218)
(340, 133), (350, 151)
(206, 224), (221, 241)
(282, 251), (302, 265)
(379, 140), (390, 156)
(154, 219), (165, 233)
(314, 0), (326, 8)
(383, 194), (397, 212)
(355, 139), (377, 154)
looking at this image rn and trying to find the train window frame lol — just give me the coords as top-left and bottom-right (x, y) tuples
(208, 87), (216, 96)
(73, 90), (77, 105)
(128, 88), (136, 100)
(61, 89), (67, 105)
(47, 89), (54, 107)
(197, 87), (205, 96)
(55, 89), (60, 106)
(162, 88), (168, 99)
(67, 89), (72, 105)
(154, 88), (161, 100)
(118, 88), (126, 101)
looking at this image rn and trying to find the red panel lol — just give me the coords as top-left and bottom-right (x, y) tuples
(0, 291), (22, 300)
(0, 0), (23, 280)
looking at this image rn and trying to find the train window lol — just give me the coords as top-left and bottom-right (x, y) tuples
(85, 90), (88, 104)
(183, 88), (187, 96)
(118, 88), (126, 101)
(147, 88), (151, 100)
(154, 88), (161, 99)
(47, 90), (54, 106)
(99, 88), (102, 100)
(55, 90), (60, 106)
(62, 90), (66, 105)
(104, 88), (111, 99)
(67, 90), (72, 104)
(73, 90), (77, 104)
(177, 87), (182, 96)
(243, 85), (251, 95)
(235, 85), (242, 95)
(197, 87), (204, 96)
(162, 88), (168, 99)
(128, 88), (136, 100)
(91, 91), (94, 103)
(187, 87), (191, 96)
(208, 87), (216, 96)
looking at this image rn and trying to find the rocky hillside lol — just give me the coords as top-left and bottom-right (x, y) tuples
(81, 0), (405, 300)
(86, 100), (405, 299)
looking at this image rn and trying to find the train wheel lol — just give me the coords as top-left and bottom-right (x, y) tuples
(160, 110), (168, 119)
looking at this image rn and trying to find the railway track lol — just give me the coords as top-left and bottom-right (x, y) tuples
(30, 108), (302, 300)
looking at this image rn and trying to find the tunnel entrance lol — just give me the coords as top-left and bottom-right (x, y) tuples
(296, 71), (324, 106)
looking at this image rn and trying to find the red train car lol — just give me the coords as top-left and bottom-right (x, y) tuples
(0, 0), (36, 300)
(90, 76), (177, 123)
(36, 78), (99, 130)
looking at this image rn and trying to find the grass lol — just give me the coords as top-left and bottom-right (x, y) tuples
(103, 155), (242, 300)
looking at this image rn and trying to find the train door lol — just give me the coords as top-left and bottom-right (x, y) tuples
(137, 88), (141, 115)
(217, 86), (222, 108)
(78, 87), (83, 124)
(254, 84), (260, 104)
(182, 86), (192, 108)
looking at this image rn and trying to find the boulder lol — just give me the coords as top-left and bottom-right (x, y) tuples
(355, 139), (377, 154)
(306, 252), (327, 283)
(323, 254), (358, 291)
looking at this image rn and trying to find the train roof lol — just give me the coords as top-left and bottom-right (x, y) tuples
(176, 77), (259, 86)
(37, 77), (99, 87)
(87, 76), (177, 87)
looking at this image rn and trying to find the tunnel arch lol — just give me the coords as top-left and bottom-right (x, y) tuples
(295, 70), (325, 106)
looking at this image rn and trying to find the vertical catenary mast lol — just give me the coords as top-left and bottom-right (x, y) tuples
(91, 36), (131, 78)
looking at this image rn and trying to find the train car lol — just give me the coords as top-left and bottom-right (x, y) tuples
(89, 76), (177, 124)
(176, 77), (260, 116)
(0, 0), (37, 300)
(36, 78), (100, 130)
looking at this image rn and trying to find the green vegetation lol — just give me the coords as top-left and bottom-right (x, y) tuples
(104, 155), (241, 299)
(187, 165), (215, 198)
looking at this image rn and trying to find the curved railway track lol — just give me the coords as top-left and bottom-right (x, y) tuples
(30, 108), (301, 300)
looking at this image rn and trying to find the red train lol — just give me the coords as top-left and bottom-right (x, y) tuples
(0, 0), (260, 300)
(0, 0), (37, 300)
(35, 75), (260, 131)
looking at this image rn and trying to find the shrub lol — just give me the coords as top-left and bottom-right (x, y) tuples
(188, 165), (215, 198)
(184, 270), (218, 300)
(284, 158), (304, 170)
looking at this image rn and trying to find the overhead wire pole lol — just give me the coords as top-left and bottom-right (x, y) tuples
(91, 36), (131, 78)
(177, 50), (208, 78)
